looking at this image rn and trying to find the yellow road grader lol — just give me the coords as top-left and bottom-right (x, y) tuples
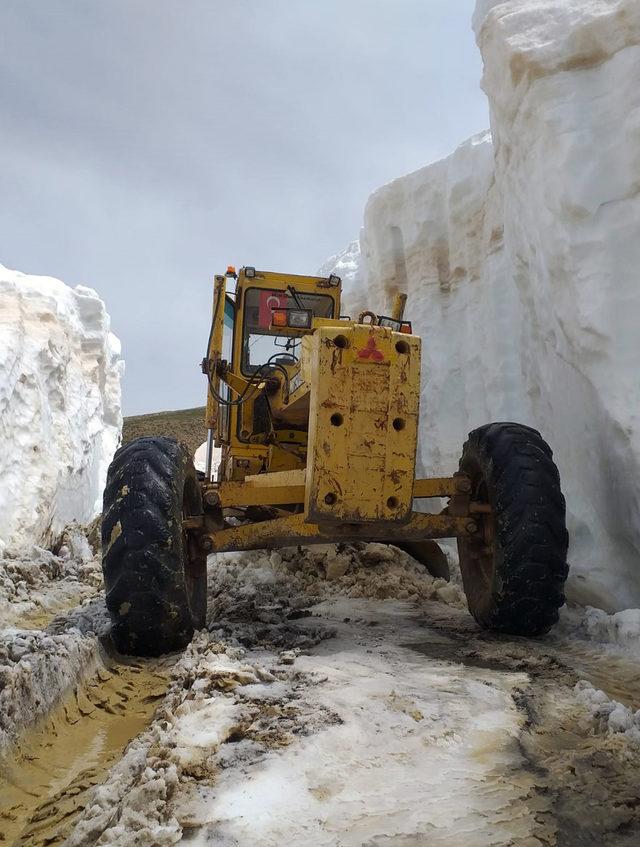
(102, 267), (569, 655)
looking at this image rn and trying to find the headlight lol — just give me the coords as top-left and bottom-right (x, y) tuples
(270, 308), (313, 329)
(287, 309), (312, 329)
(244, 266), (256, 278)
(377, 315), (402, 331)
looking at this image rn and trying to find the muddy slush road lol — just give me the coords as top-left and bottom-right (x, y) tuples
(1, 541), (640, 847)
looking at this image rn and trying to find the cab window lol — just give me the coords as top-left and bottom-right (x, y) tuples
(241, 287), (334, 374)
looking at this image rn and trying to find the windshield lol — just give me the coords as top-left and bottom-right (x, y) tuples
(242, 287), (334, 374)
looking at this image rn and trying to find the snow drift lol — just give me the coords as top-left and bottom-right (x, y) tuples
(0, 265), (123, 552)
(326, 0), (640, 611)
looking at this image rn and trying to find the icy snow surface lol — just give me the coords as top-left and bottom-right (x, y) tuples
(5, 537), (640, 844)
(324, 0), (640, 612)
(59, 546), (640, 846)
(0, 264), (123, 552)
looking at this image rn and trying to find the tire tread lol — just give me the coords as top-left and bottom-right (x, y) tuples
(101, 436), (205, 656)
(458, 422), (569, 636)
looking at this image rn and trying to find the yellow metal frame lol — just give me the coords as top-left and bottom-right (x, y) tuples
(213, 268), (341, 479)
(208, 472), (464, 510)
(203, 510), (476, 554)
(303, 323), (420, 525)
(200, 468), (475, 553)
(199, 265), (479, 556)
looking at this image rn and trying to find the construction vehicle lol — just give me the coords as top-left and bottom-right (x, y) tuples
(102, 267), (569, 656)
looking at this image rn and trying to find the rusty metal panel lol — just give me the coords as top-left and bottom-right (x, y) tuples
(209, 510), (472, 554)
(305, 324), (421, 524)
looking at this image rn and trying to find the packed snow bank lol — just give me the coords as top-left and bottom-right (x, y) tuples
(0, 526), (105, 751)
(0, 624), (101, 751)
(326, 0), (640, 612)
(0, 265), (123, 552)
(0, 524), (102, 628)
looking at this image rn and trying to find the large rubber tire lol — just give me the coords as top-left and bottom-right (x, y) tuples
(102, 437), (207, 656)
(457, 422), (569, 636)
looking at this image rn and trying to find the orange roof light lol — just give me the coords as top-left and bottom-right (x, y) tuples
(272, 309), (288, 327)
(226, 265), (236, 276)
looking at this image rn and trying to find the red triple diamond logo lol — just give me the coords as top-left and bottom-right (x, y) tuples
(357, 337), (385, 361)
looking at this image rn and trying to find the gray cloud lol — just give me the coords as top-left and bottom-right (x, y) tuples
(1, 0), (487, 414)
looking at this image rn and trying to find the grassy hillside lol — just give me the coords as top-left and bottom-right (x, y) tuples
(122, 406), (207, 456)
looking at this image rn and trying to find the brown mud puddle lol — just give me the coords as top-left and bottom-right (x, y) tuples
(0, 658), (168, 847)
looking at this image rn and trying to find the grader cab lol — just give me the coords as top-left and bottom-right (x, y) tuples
(102, 267), (569, 656)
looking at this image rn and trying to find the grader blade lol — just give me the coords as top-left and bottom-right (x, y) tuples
(395, 540), (449, 580)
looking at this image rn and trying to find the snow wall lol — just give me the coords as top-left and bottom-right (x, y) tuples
(322, 0), (640, 612)
(0, 265), (123, 553)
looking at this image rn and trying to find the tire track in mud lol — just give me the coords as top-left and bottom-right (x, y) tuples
(0, 657), (169, 847)
(407, 602), (640, 846)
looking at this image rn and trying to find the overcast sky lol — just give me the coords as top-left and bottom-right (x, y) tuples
(1, 1), (488, 415)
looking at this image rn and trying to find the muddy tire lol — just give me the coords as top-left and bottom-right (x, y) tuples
(102, 437), (207, 656)
(457, 422), (568, 636)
